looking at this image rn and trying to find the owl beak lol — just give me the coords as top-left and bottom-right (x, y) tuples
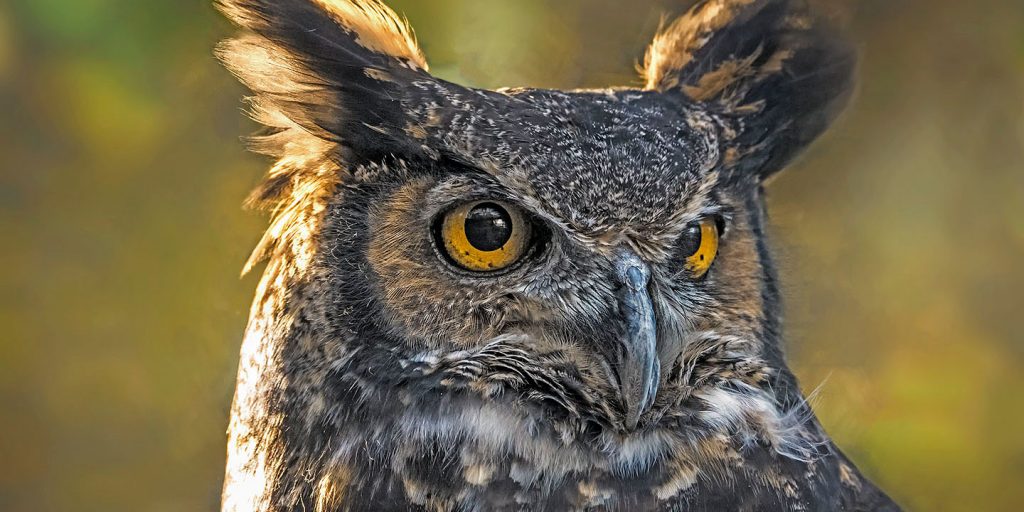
(613, 250), (660, 431)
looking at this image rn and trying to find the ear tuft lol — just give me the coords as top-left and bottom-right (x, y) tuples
(216, 0), (437, 273)
(215, 0), (435, 160)
(317, 0), (427, 70)
(642, 0), (856, 181)
(216, 0), (427, 71)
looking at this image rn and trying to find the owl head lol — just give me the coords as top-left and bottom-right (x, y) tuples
(218, 0), (854, 437)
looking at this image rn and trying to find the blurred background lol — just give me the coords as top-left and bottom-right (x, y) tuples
(1, 0), (1021, 510)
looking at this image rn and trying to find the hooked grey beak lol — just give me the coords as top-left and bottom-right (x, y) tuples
(613, 250), (659, 430)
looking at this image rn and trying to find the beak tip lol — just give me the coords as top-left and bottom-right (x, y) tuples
(624, 364), (660, 431)
(625, 414), (640, 432)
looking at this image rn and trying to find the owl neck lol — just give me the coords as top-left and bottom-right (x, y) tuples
(222, 246), (340, 511)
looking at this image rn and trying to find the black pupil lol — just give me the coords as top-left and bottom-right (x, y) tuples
(679, 223), (703, 257)
(464, 203), (513, 251)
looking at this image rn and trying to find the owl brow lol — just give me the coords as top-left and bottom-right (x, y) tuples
(425, 169), (529, 209)
(661, 169), (725, 231)
(439, 160), (567, 222)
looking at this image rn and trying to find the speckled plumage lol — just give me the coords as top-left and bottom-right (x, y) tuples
(216, 0), (900, 510)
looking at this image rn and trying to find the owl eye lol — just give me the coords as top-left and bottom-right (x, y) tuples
(677, 218), (720, 278)
(437, 200), (532, 272)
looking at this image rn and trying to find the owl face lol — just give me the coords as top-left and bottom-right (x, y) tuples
(219, 0), (854, 432)
(315, 88), (772, 430)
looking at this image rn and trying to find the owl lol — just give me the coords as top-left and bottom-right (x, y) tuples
(216, 0), (899, 510)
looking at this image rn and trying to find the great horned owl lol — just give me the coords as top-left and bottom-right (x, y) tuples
(216, 0), (899, 510)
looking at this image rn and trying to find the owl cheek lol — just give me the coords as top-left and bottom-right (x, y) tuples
(362, 179), (516, 348)
(362, 179), (451, 344)
(699, 210), (765, 333)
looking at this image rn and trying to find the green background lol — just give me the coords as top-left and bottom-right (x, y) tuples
(1, 0), (1022, 510)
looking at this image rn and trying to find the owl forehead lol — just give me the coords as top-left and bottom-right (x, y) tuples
(442, 88), (719, 233)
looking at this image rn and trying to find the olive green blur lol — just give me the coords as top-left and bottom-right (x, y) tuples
(1, 0), (1021, 510)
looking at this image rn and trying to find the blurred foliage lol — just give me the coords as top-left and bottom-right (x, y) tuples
(1, 0), (1022, 510)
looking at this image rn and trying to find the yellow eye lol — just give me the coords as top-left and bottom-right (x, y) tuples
(679, 218), (719, 278)
(438, 200), (532, 272)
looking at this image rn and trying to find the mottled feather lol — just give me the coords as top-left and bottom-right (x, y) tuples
(217, 1), (898, 511)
